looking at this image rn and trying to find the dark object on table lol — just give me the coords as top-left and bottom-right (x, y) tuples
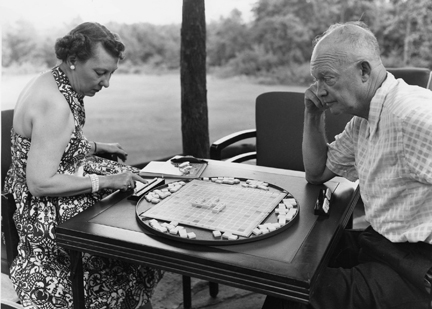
(314, 188), (331, 216)
(171, 155), (207, 165)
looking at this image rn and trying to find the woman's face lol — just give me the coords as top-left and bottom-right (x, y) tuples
(70, 43), (119, 97)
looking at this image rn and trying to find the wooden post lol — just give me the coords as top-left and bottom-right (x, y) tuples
(180, 0), (210, 158)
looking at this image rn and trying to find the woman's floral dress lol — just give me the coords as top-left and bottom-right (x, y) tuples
(4, 66), (162, 309)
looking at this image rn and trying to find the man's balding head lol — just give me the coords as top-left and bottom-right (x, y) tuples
(309, 22), (387, 119)
(313, 22), (382, 66)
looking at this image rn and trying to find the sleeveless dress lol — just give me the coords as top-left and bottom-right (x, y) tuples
(4, 66), (162, 309)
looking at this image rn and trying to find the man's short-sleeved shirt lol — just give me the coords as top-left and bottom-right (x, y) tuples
(327, 73), (432, 244)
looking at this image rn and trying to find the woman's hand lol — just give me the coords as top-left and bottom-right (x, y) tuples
(101, 172), (147, 191)
(95, 142), (128, 162)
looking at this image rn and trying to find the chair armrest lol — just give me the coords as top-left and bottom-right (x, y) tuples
(225, 151), (257, 163)
(210, 129), (256, 160)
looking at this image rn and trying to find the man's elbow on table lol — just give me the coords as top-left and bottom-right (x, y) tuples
(305, 166), (336, 185)
(305, 173), (325, 185)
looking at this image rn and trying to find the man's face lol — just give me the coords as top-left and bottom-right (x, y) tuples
(310, 43), (364, 116)
(72, 43), (119, 97)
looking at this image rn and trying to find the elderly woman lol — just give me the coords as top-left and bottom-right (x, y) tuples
(5, 22), (162, 309)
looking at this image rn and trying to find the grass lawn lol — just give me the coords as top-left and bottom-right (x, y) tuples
(1, 73), (306, 165)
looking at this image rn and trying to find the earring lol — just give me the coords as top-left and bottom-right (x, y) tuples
(70, 65), (75, 70)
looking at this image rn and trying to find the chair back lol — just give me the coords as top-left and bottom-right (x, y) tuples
(255, 92), (305, 170)
(2, 109), (14, 191)
(387, 67), (431, 88)
(255, 92), (352, 171)
(1, 109), (19, 275)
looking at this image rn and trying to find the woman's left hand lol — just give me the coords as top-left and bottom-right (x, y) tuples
(95, 142), (128, 162)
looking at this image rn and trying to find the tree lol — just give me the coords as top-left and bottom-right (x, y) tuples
(180, 0), (209, 158)
(251, 13), (310, 65)
(382, 0), (432, 67)
(207, 9), (251, 67)
(2, 20), (37, 66)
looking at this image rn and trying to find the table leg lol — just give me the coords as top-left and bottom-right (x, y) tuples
(182, 275), (192, 309)
(69, 250), (85, 309)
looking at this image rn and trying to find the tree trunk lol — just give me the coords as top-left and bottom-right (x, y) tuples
(180, 0), (209, 158)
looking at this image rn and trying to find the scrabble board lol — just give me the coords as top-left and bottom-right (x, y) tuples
(136, 177), (299, 245)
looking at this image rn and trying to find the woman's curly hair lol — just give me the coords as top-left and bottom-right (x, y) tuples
(55, 22), (125, 62)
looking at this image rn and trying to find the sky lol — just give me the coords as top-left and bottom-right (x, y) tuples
(0, 0), (257, 29)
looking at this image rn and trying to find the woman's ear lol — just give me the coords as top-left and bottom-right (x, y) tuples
(67, 56), (77, 70)
(67, 56), (76, 67)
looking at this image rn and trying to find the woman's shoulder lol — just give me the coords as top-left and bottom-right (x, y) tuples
(16, 70), (70, 120)
(13, 70), (73, 138)
(33, 70), (60, 94)
(19, 70), (67, 110)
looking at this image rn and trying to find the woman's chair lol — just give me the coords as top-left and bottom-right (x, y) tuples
(1, 109), (23, 308)
(2, 109), (19, 276)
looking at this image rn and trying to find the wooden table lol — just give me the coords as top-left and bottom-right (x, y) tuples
(56, 160), (359, 308)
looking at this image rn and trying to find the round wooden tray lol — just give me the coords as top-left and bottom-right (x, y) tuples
(136, 177), (299, 245)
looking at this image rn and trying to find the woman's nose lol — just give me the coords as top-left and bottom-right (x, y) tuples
(100, 75), (110, 88)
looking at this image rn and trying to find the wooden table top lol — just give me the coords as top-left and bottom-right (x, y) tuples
(57, 160), (359, 303)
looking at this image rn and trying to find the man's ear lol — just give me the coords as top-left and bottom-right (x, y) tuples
(359, 61), (372, 82)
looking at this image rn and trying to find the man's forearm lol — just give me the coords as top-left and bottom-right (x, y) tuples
(302, 111), (329, 183)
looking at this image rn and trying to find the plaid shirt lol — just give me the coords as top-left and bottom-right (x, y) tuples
(327, 73), (432, 244)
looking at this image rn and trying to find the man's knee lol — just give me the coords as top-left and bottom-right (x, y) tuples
(311, 263), (430, 309)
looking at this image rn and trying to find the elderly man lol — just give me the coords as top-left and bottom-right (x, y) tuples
(262, 21), (432, 309)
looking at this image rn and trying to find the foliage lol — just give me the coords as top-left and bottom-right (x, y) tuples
(109, 22), (181, 70)
(2, 0), (431, 85)
(207, 9), (252, 67)
(381, 0), (432, 67)
(2, 20), (38, 67)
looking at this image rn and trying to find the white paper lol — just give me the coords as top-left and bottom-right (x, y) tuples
(139, 161), (183, 176)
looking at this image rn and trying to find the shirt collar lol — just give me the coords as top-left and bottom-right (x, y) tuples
(367, 72), (397, 135)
